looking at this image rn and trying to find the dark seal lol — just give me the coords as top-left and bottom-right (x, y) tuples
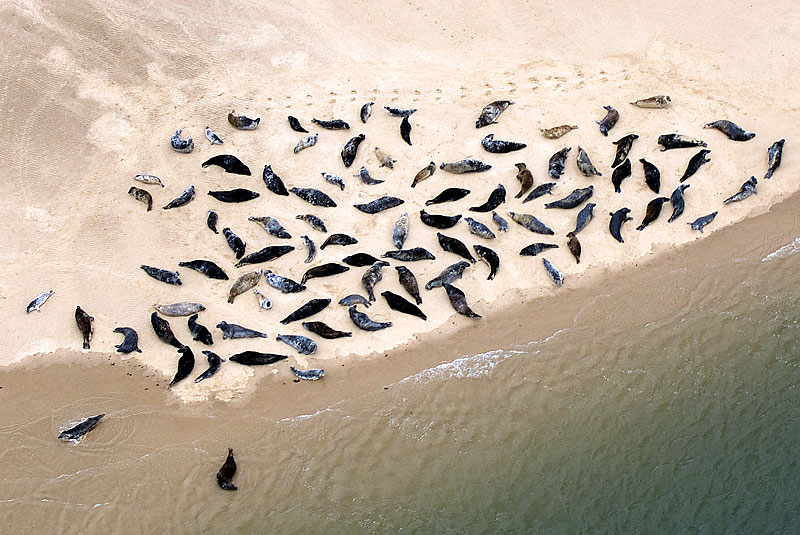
(113, 327), (141, 353)
(596, 105), (619, 136)
(469, 184), (506, 213)
(609, 208), (633, 243)
(341, 134), (365, 167)
(201, 154), (251, 175)
(263, 165), (290, 196)
(217, 448), (238, 491)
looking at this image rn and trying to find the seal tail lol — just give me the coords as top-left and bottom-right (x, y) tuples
(83, 341), (90, 350)
(636, 224), (645, 231)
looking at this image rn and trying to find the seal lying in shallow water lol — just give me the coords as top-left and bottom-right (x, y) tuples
(228, 110), (260, 130)
(113, 327), (142, 353)
(202, 155), (251, 175)
(217, 448), (238, 491)
(59, 414), (104, 441)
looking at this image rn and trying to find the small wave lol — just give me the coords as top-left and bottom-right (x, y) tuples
(762, 237), (800, 262)
(402, 348), (524, 384)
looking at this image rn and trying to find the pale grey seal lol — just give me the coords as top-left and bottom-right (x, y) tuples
(26, 290), (54, 313)
(170, 129), (193, 153)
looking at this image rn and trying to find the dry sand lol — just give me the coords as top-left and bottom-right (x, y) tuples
(1, 0), (798, 403)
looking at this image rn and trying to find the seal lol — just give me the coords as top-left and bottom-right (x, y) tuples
(264, 270), (306, 293)
(723, 176), (757, 204)
(473, 244), (499, 280)
(229, 352), (288, 365)
(263, 165), (290, 196)
(636, 197), (670, 231)
(393, 212), (409, 249)
(217, 321), (268, 340)
(280, 298), (331, 324)
(630, 95), (671, 108)
(425, 260), (471, 290)
(322, 172), (345, 191)
(151, 311), (183, 348)
(469, 184), (506, 213)
(26, 290), (54, 313)
(540, 125), (578, 139)
(339, 294), (371, 307)
(228, 110), (260, 130)
(290, 187), (337, 207)
(612, 134), (638, 168)
(395, 266), (422, 304)
(765, 140), (785, 179)
(704, 120), (755, 141)
(420, 209), (461, 229)
(253, 289), (272, 310)
(296, 214), (327, 233)
(385, 106), (417, 117)
(411, 161), (436, 187)
(481, 134), (526, 153)
(362, 261), (390, 302)
(301, 263), (349, 284)
(355, 166), (384, 185)
(312, 118), (350, 129)
(440, 159), (492, 174)
(354, 195), (404, 214)
(657, 134), (707, 151)
(348, 305), (392, 331)
(576, 147), (602, 177)
(492, 211), (509, 232)
(609, 208), (633, 242)
(342, 252), (382, 267)
(381, 247), (436, 262)
(288, 116), (308, 133)
(141, 265), (182, 285)
(341, 134), (365, 167)
(134, 174), (164, 187)
(437, 232), (476, 264)
(207, 210), (219, 234)
(58, 414), (104, 441)
(595, 105), (619, 136)
(360, 102), (373, 123)
(400, 116), (412, 146)
(294, 133), (319, 154)
(573, 203), (595, 234)
(508, 212), (555, 235)
(202, 154), (251, 175)
(178, 260), (228, 280)
(291, 367), (325, 380)
(195, 351), (223, 383)
(277, 334), (317, 355)
(514, 163), (534, 199)
(566, 232), (581, 264)
(464, 217), (496, 239)
(169, 346), (195, 388)
(639, 158), (661, 193)
(153, 302), (206, 316)
(522, 183), (556, 204)
(162, 185), (195, 210)
(227, 269), (262, 304)
(128, 186), (153, 211)
(321, 233), (358, 249)
(235, 245), (295, 268)
(542, 258), (564, 285)
(476, 100), (513, 128)
(544, 186), (593, 209)
(375, 147), (396, 168)
(208, 188), (260, 203)
(302, 321), (353, 339)
(689, 211), (718, 233)
(170, 129), (193, 153)
(223, 227), (246, 259)
(519, 242), (558, 257)
(188, 313), (213, 345)
(443, 283), (481, 318)
(611, 159), (632, 193)
(249, 216), (291, 239)
(113, 327), (142, 353)
(216, 448), (238, 491)
(205, 126), (223, 145)
(381, 291), (427, 320)
(548, 147), (571, 179)
(679, 149), (711, 183)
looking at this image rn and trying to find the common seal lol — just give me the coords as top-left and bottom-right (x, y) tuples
(425, 260), (471, 290)
(280, 298), (331, 324)
(469, 184), (506, 213)
(360, 102), (373, 123)
(188, 314), (213, 345)
(420, 209), (462, 229)
(355, 166), (384, 185)
(312, 118), (350, 129)
(395, 266), (422, 304)
(348, 305), (393, 331)
(228, 110), (260, 130)
(207, 210), (219, 234)
(235, 245), (295, 268)
(362, 261), (390, 302)
(544, 186), (593, 209)
(195, 351), (223, 383)
(217, 321), (268, 340)
(381, 247), (436, 262)
(169, 346), (195, 388)
(657, 134), (707, 151)
(636, 197), (670, 231)
(437, 232), (476, 264)
(153, 302), (206, 316)
(288, 116), (308, 133)
(134, 174), (164, 187)
(573, 203), (595, 234)
(264, 270), (306, 293)
(666, 185), (691, 222)
(227, 269), (262, 304)
(26, 290), (54, 313)
(385, 106), (417, 117)
(723, 176), (757, 204)
(481, 134), (526, 153)
(151, 311), (183, 348)
(548, 147), (571, 179)
(492, 211), (509, 232)
(341, 134), (365, 167)
(205, 126), (223, 144)
(765, 139), (785, 179)
(522, 183), (556, 203)
(208, 188), (260, 203)
(223, 227), (246, 259)
(689, 211), (718, 233)
(476, 100), (513, 128)
(442, 283), (481, 318)
(113, 327), (142, 353)
(508, 212), (555, 235)
(162, 185), (195, 209)
(393, 212), (409, 249)
(216, 448), (238, 491)
(342, 252), (383, 267)
(178, 260), (228, 280)
(595, 105), (619, 136)
(338, 294), (371, 308)
(128, 186), (153, 211)
(276, 334), (317, 355)
(375, 147), (396, 168)
(411, 161), (436, 187)
(296, 214), (327, 232)
(519, 242), (558, 257)
(609, 208), (633, 242)
(566, 232), (581, 264)
(473, 244), (499, 280)
(293, 133), (318, 154)
(301, 263), (349, 284)
(58, 414), (104, 441)
(611, 159), (632, 193)
(263, 165), (290, 196)
(704, 120), (755, 141)
(639, 158), (661, 193)
(354, 196), (404, 214)
(576, 147), (602, 177)
(253, 289), (272, 310)
(514, 163), (534, 199)
(321, 172), (345, 191)
(291, 367), (325, 380)
(612, 134), (638, 167)
(229, 352), (288, 366)
(141, 265), (182, 285)
(400, 116), (412, 146)
(542, 258), (564, 285)
(302, 321), (353, 339)
(440, 159), (492, 174)
(321, 233), (358, 249)
(290, 187), (337, 207)
(540, 125), (578, 139)
(630, 95), (671, 108)
(679, 149), (711, 182)
(202, 155), (251, 175)
(464, 217), (496, 239)
(170, 129), (193, 153)
(249, 216), (292, 239)
(381, 291), (427, 320)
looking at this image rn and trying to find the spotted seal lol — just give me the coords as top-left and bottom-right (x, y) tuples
(280, 298), (331, 324)
(290, 187), (337, 207)
(188, 314), (213, 345)
(253, 289), (272, 310)
(264, 270), (306, 293)
(228, 110), (260, 130)
(354, 195), (404, 214)
(235, 245), (295, 268)
(400, 116), (412, 146)
(134, 174), (164, 187)
(209, 188), (260, 203)
(704, 120), (755, 141)
(338, 294), (371, 308)
(576, 147), (602, 177)
(544, 186), (593, 209)
(481, 134), (526, 153)
(355, 166), (384, 185)
(395, 266), (422, 304)
(609, 207), (633, 242)
(723, 177), (757, 204)
(375, 147), (396, 168)
(639, 158), (661, 193)
(249, 216), (291, 239)
(464, 217), (496, 239)
(473, 244), (499, 280)
(178, 260), (228, 280)
(636, 197), (670, 231)
(420, 209), (461, 229)
(169, 346), (195, 388)
(163, 185), (195, 210)
(385, 106), (417, 117)
(689, 211), (718, 233)
(170, 129), (193, 153)
(141, 265), (182, 285)
(595, 106), (619, 136)
(341, 134), (365, 167)
(440, 159), (492, 174)
(26, 290), (54, 313)
(291, 367), (325, 380)
(548, 147), (571, 179)
(113, 327), (142, 353)
(381, 248), (436, 262)
(362, 261), (390, 302)
(321, 233), (358, 249)
(205, 126), (223, 144)
(301, 263), (349, 284)
(223, 227), (246, 259)
(276, 334), (317, 355)
(611, 159), (632, 193)
(227, 269), (262, 303)
(302, 321), (353, 339)
(443, 283), (481, 318)
(151, 311), (183, 348)
(263, 165), (290, 196)
(426, 188), (470, 206)
(514, 163), (534, 199)
(360, 102), (373, 123)
(508, 212), (555, 235)
(679, 150), (711, 183)
(542, 258), (564, 285)
(348, 305), (392, 331)
(381, 291), (427, 320)
(470, 184), (506, 213)
(217, 321), (268, 340)
(476, 100), (513, 128)
(519, 242), (558, 257)
(630, 95), (671, 108)
(128, 186), (153, 211)
(294, 133), (318, 154)
(522, 182), (556, 204)
(216, 448), (238, 491)
(425, 260), (471, 290)
(492, 211), (509, 232)
(393, 212), (409, 249)
(322, 172), (345, 191)
(312, 118), (350, 130)
(657, 134), (707, 151)
(566, 232), (581, 264)
(411, 161), (436, 187)
(288, 116), (308, 133)
(153, 302), (206, 316)
(202, 154), (251, 175)
(296, 214), (327, 232)
(59, 414), (104, 441)
(573, 203), (595, 234)
(612, 134), (638, 168)
(765, 140), (785, 179)
(540, 125), (578, 139)
(195, 351), (223, 383)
